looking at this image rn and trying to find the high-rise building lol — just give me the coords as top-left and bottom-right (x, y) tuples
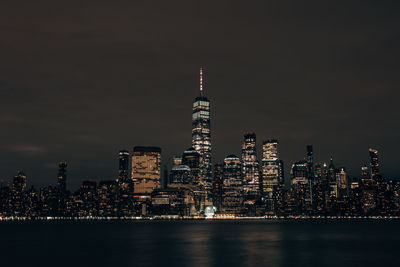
(12, 171), (27, 215)
(314, 162), (327, 183)
(261, 140), (283, 205)
(327, 158), (338, 199)
(369, 148), (380, 181)
(57, 162), (67, 193)
(328, 158), (336, 183)
(191, 67), (212, 184)
(290, 161), (312, 214)
(339, 167), (348, 190)
(361, 164), (372, 185)
(361, 165), (370, 179)
(290, 161), (309, 185)
(222, 155), (243, 213)
(262, 139), (279, 160)
(306, 145), (314, 180)
(162, 165), (169, 189)
(182, 147), (200, 184)
(13, 171), (26, 195)
(79, 180), (97, 216)
(212, 164), (224, 211)
(241, 132), (260, 198)
(313, 161), (328, 213)
(170, 165), (191, 184)
(118, 150), (130, 183)
(131, 146), (161, 194)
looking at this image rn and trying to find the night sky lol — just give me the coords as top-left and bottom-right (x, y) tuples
(1, 0), (399, 189)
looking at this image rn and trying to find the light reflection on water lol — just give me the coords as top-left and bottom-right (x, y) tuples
(0, 220), (399, 267)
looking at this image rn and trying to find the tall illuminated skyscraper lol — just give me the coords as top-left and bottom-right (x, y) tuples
(212, 164), (224, 211)
(290, 161), (312, 213)
(57, 161), (67, 193)
(131, 146), (161, 194)
(118, 150), (130, 183)
(261, 139), (283, 189)
(339, 167), (348, 190)
(368, 148), (380, 181)
(327, 158), (338, 198)
(306, 145), (314, 180)
(13, 171), (26, 195)
(182, 147), (200, 184)
(241, 132), (260, 198)
(191, 67), (212, 185)
(12, 171), (27, 215)
(222, 155), (243, 213)
(261, 139), (283, 212)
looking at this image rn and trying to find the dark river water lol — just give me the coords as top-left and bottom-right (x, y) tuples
(0, 220), (399, 267)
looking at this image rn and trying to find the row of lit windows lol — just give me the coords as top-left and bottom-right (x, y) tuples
(192, 111), (210, 120)
(193, 101), (210, 107)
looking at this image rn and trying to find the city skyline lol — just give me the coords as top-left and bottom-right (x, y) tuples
(0, 68), (395, 190)
(1, 1), (400, 189)
(0, 66), (397, 219)
(1, 2), (400, 267)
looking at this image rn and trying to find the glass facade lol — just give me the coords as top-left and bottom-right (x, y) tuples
(222, 155), (243, 213)
(369, 148), (380, 181)
(118, 150), (130, 183)
(241, 132), (260, 198)
(182, 147), (200, 184)
(191, 68), (212, 185)
(261, 140), (282, 192)
(57, 161), (67, 192)
(261, 139), (283, 213)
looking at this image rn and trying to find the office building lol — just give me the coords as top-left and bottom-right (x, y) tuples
(118, 150), (130, 183)
(241, 132), (260, 198)
(222, 155), (243, 213)
(131, 146), (161, 194)
(261, 139), (283, 212)
(57, 162), (67, 193)
(191, 67), (212, 184)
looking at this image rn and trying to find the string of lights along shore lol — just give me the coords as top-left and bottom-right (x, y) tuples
(1, 68), (399, 219)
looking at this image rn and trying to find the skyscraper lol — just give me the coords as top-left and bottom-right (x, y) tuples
(222, 155), (243, 213)
(12, 171), (27, 215)
(327, 158), (338, 198)
(182, 147), (200, 184)
(13, 171), (26, 195)
(369, 148), (380, 181)
(261, 140), (283, 192)
(290, 161), (312, 214)
(170, 165), (191, 184)
(314, 162), (327, 183)
(261, 139), (284, 214)
(131, 146), (161, 194)
(191, 67), (212, 185)
(306, 145), (314, 180)
(290, 161), (309, 185)
(339, 167), (348, 190)
(241, 132), (260, 198)
(361, 164), (372, 185)
(118, 150), (130, 183)
(212, 163), (224, 211)
(57, 161), (67, 193)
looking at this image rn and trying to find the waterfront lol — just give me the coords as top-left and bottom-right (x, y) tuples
(1, 220), (399, 267)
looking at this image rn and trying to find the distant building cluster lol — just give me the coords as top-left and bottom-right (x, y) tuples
(1, 69), (400, 218)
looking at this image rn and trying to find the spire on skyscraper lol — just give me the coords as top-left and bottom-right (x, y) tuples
(200, 67), (203, 96)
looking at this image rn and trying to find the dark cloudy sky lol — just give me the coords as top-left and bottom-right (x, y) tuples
(0, 0), (399, 189)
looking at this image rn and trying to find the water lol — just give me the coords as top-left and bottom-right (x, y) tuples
(0, 220), (399, 267)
